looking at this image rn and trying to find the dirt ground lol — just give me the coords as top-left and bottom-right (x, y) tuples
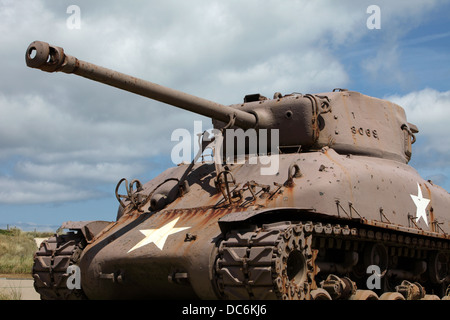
(0, 275), (40, 300)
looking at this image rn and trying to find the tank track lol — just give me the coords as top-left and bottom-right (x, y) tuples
(215, 220), (450, 300)
(32, 231), (87, 300)
(215, 221), (317, 300)
(311, 221), (450, 299)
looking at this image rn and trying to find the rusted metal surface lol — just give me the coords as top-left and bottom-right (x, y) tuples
(62, 220), (111, 243)
(70, 147), (448, 299)
(26, 41), (450, 300)
(77, 207), (230, 299)
(131, 149), (449, 237)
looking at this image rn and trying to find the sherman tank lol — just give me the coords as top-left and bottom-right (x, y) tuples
(26, 41), (450, 300)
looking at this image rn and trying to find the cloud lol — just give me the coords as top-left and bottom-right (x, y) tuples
(218, 52), (349, 95)
(386, 88), (450, 188)
(0, 0), (448, 206)
(386, 88), (450, 154)
(359, 0), (444, 87)
(0, 176), (102, 204)
(15, 161), (144, 183)
(362, 43), (406, 85)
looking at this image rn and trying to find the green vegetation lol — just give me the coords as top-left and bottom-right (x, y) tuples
(0, 228), (54, 274)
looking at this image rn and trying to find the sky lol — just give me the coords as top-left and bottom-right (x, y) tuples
(0, 0), (449, 231)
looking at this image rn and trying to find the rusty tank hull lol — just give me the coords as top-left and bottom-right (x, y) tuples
(74, 151), (450, 299)
(27, 41), (450, 300)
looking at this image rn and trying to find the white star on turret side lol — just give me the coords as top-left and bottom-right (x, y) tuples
(128, 217), (190, 252)
(410, 183), (430, 226)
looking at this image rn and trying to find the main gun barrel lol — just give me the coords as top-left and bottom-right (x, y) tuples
(25, 41), (257, 129)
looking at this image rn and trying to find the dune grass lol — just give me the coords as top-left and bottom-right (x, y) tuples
(0, 228), (53, 274)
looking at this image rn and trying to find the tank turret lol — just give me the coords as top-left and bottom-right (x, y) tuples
(26, 41), (417, 164)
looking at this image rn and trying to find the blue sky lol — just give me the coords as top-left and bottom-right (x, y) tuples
(0, 0), (449, 231)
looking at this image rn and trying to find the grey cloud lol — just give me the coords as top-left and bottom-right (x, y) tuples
(0, 176), (103, 204)
(386, 88), (450, 146)
(0, 0), (447, 204)
(15, 161), (145, 183)
(386, 88), (450, 189)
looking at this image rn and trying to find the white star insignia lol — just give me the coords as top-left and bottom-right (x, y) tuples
(410, 183), (430, 226)
(128, 217), (190, 253)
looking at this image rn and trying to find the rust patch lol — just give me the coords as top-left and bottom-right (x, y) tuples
(323, 149), (354, 202)
(151, 206), (242, 232)
(423, 183), (435, 231)
(283, 186), (295, 207)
